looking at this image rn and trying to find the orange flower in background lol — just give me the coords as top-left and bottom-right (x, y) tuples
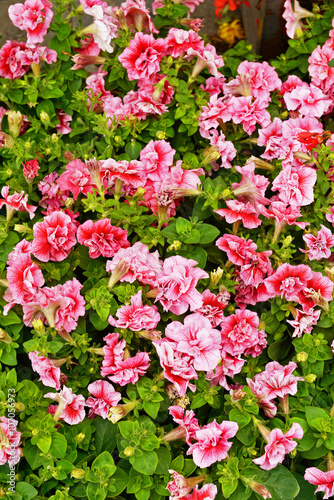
(214, 0), (250, 17)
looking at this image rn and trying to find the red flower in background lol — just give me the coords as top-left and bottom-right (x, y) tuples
(214, 0), (250, 17)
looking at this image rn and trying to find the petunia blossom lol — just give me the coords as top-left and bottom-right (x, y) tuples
(301, 225), (334, 260)
(214, 199), (262, 229)
(86, 380), (122, 419)
(44, 386), (86, 425)
(118, 32), (165, 81)
(28, 351), (61, 390)
(9, 0), (54, 46)
(252, 361), (303, 399)
(0, 416), (21, 467)
(77, 219), (130, 258)
(56, 159), (95, 200)
(304, 468), (334, 499)
(272, 165), (317, 206)
(108, 290), (160, 331)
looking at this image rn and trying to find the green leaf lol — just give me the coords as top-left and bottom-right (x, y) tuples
(182, 459), (197, 477)
(36, 435), (52, 453)
(1, 348), (17, 366)
(87, 451), (116, 482)
(176, 217), (192, 234)
(87, 483), (107, 500)
(23, 441), (45, 470)
(135, 489), (150, 500)
(57, 23), (72, 40)
(154, 447), (172, 475)
(89, 310), (109, 330)
(49, 432), (67, 458)
(197, 224), (220, 245)
(40, 88), (64, 99)
(7, 89), (23, 103)
(130, 450), (158, 475)
(107, 467), (128, 497)
(0, 309), (21, 326)
(119, 420), (137, 440)
(268, 339), (291, 361)
(305, 406), (329, 427)
(229, 408), (251, 429)
(262, 465), (300, 500)
(170, 454), (184, 473)
(143, 400), (160, 419)
(92, 417), (117, 455)
(222, 479), (238, 498)
(294, 473), (317, 500)
(15, 483), (38, 500)
(125, 141), (142, 160)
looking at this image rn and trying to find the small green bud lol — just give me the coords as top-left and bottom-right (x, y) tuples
(296, 351), (308, 362)
(124, 446), (135, 457)
(156, 131), (166, 140)
(305, 374), (316, 383)
(40, 111), (50, 125)
(74, 433), (85, 443)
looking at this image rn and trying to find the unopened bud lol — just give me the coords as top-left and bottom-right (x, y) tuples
(0, 329), (11, 344)
(165, 383), (180, 401)
(108, 401), (137, 423)
(64, 197), (74, 209)
(40, 111), (50, 125)
(168, 240), (182, 252)
(7, 111), (23, 138)
(202, 146), (220, 165)
(325, 267), (334, 283)
(296, 351), (308, 362)
(107, 260), (130, 290)
(156, 131), (166, 140)
(32, 319), (45, 335)
(282, 235), (293, 247)
(210, 267), (224, 287)
(248, 480), (272, 499)
(14, 224), (31, 234)
(123, 446), (135, 457)
(51, 133), (58, 143)
(74, 433), (85, 443)
(114, 135), (122, 143)
(133, 187), (145, 198)
(14, 402), (26, 412)
(247, 156), (274, 171)
(305, 373), (316, 383)
(71, 468), (86, 479)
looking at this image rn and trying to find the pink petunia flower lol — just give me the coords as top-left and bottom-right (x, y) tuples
(118, 32), (165, 81)
(5, 252), (44, 307)
(55, 278), (86, 333)
(301, 225), (334, 260)
(32, 210), (77, 262)
(272, 165), (317, 206)
(228, 96), (271, 135)
(100, 158), (144, 189)
(282, 0), (315, 39)
(38, 172), (69, 213)
(86, 380), (122, 419)
(153, 339), (198, 396)
(297, 270), (334, 313)
(0, 416), (21, 467)
(119, 0), (158, 34)
(0, 41), (31, 79)
(252, 361), (303, 399)
(28, 351), (61, 390)
(140, 139), (175, 181)
(0, 185), (36, 220)
(304, 468), (334, 499)
(284, 85), (331, 118)
(23, 158), (40, 182)
(237, 61), (282, 100)
(55, 110), (72, 135)
(253, 423), (303, 470)
(156, 255), (209, 315)
(44, 386), (86, 425)
(165, 28), (204, 58)
(194, 289), (227, 327)
(207, 354), (245, 391)
(56, 159), (96, 200)
(9, 0), (54, 46)
(287, 307), (321, 337)
(214, 199), (262, 229)
(247, 378), (277, 418)
(186, 44), (224, 78)
(220, 309), (267, 358)
(264, 263), (312, 301)
(183, 484), (218, 500)
(216, 234), (257, 266)
(187, 419), (238, 468)
(109, 290), (160, 331)
(165, 313), (221, 372)
(77, 219), (130, 259)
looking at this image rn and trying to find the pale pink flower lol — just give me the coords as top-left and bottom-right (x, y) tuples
(140, 139), (175, 181)
(109, 290), (160, 331)
(77, 219), (130, 259)
(154, 339), (198, 396)
(165, 314), (221, 372)
(86, 67), (111, 102)
(253, 423), (303, 470)
(83, 7), (118, 53)
(28, 351), (61, 390)
(264, 263), (312, 301)
(229, 96), (271, 135)
(207, 354), (244, 390)
(0, 41), (30, 79)
(186, 44), (224, 78)
(208, 130), (236, 169)
(308, 45), (334, 88)
(272, 165), (317, 206)
(106, 241), (163, 288)
(194, 289), (227, 327)
(287, 308), (320, 337)
(237, 61), (282, 100)
(156, 255), (209, 315)
(0, 185), (36, 220)
(118, 32), (165, 80)
(187, 420), (238, 468)
(214, 199), (262, 229)
(198, 95), (232, 139)
(9, 0), (54, 46)
(56, 159), (95, 200)
(257, 118), (295, 161)
(232, 162), (270, 210)
(183, 484), (218, 500)
(86, 380), (122, 419)
(38, 172), (68, 213)
(283, 0), (315, 39)
(100, 158), (144, 189)
(44, 386), (86, 425)
(253, 361), (303, 399)
(7, 239), (32, 266)
(21, 285), (65, 328)
(247, 378), (277, 418)
(301, 225), (334, 260)
(0, 416), (21, 467)
(167, 470), (193, 498)
(166, 28), (204, 58)
(304, 468), (334, 499)
(55, 110), (72, 135)
(220, 309), (266, 358)
(259, 201), (309, 232)
(23, 158), (40, 181)
(169, 405), (200, 443)
(101, 333), (125, 377)
(32, 210), (77, 262)
(284, 85), (331, 117)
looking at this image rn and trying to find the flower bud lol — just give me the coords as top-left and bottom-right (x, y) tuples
(168, 240), (182, 252)
(248, 480), (272, 499)
(296, 351), (308, 362)
(14, 402), (26, 412)
(108, 401), (137, 423)
(325, 267), (334, 283)
(107, 260), (130, 290)
(156, 131), (166, 140)
(7, 111), (23, 138)
(202, 146), (220, 165)
(74, 433), (86, 443)
(40, 111), (50, 125)
(71, 468), (86, 479)
(0, 328), (11, 344)
(32, 319), (45, 336)
(305, 373), (316, 383)
(210, 267), (224, 287)
(123, 446), (135, 457)
(0, 132), (15, 149)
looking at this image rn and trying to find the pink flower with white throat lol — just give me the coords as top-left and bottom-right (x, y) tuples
(283, 0), (315, 39)
(301, 225), (334, 260)
(0, 185), (36, 221)
(28, 351), (61, 390)
(86, 380), (122, 419)
(0, 416), (21, 467)
(304, 468), (334, 499)
(253, 423), (303, 470)
(140, 139), (175, 181)
(253, 361), (303, 400)
(45, 386), (86, 425)
(214, 199), (262, 230)
(109, 290), (160, 331)
(9, 0), (54, 46)
(220, 309), (267, 358)
(156, 255), (209, 315)
(118, 32), (165, 81)
(272, 165), (317, 207)
(187, 419), (238, 468)
(264, 263), (312, 301)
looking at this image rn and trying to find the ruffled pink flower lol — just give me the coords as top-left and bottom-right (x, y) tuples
(283, 0), (315, 39)
(169, 406), (200, 442)
(207, 354), (244, 390)
(183, 484), (218, 500)
(259, 201), (309, 233)
(0, 185), (36, 220)
(75, 35), (101, 56)
(232, 162), (270, 211)
(9, 0), (54, 46)
(304, 468), (334, 499)
(100, 158), (144, 189)
(284, 85), (331, 117)
(109, 290), (160, 331)
(253, 423), (303, 470)
(154, 340), (198, 396)
(194, 289), (227, 327)
(167, 470), (193, 498)
(77, 219), (129, 259)
(118, 32), (165, 81)
(0, 416), (21, 467)
(265, 263), (312, 301)
(38, 172), (68, 213)
(156, 255), (209, 315)
(253, 361), (303, 399)
(55, 278), (86, 333)
(86, 67), (111, 103)
(106, 241), (163, 288)
(301, 225), (334, 260)
(0, 41), (31, 79)
(32, 210), (77, 262)
(165, 314), (221, 372)
(208, 130), (237, 169)
(220, 309), (266, 358)
(186, 44), (224, 78)
(23, 158), (40, 181)
(140, 139), (175, 181)
(7, 238), (32, 266)
(22, 285), (65, 328)
(282, 116), (323, 153)
(247, 378), (277, 418)
(165, 28), (204, 58)
(56, 159), (95, 200)
(297, 271), (334, 313)
(257, 118), (294, 161)
(214, 199), (262, 229)
(229, 96), (271, 135)
(308, 45), (334, 89)
(86, 380), (122, 418)
(120, 0), (158, 34)
(55, 110), (72, 135)
(201, 76), (226, 96)
(44, 386), (86, 425)
(28, 351), (61, 390)
(272, 165), (317, 206)
(187, 420), (238, 468)
(237, 61), (282, 100)
(5, 252), (44, 308)
(287, 307), (320, 337)
(217, 234), (257, 266)
(198, 95), (232, 139)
